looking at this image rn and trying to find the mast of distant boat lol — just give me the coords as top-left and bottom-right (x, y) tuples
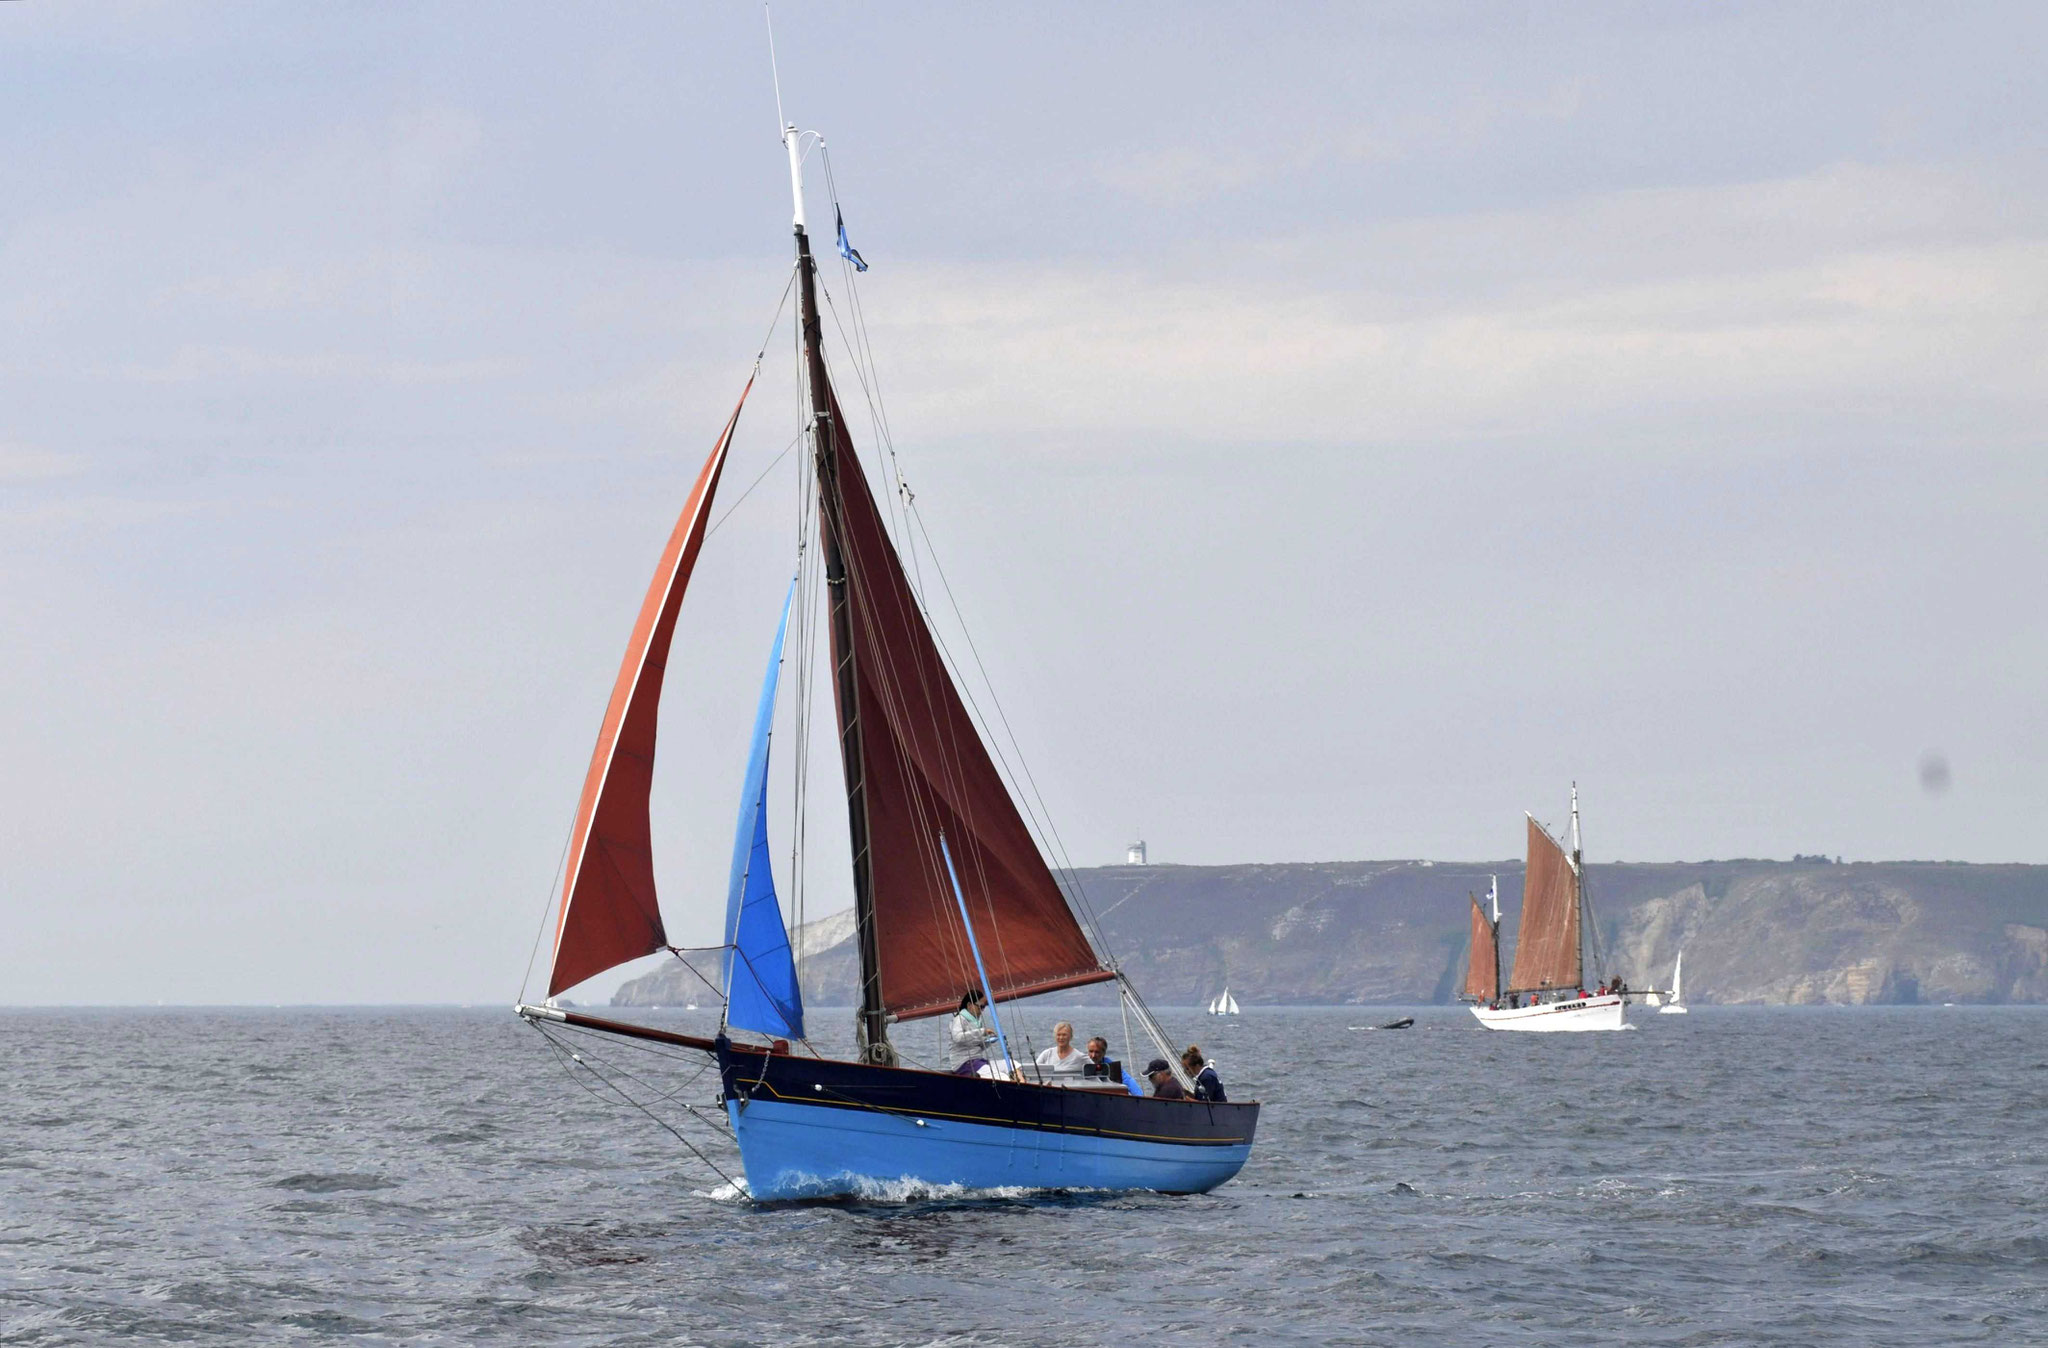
(1488, 873), (1503, 1003)
(1569, 782), (1599, 991)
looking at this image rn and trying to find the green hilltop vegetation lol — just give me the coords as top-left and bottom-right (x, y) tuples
(613, 858), (2048, 1009)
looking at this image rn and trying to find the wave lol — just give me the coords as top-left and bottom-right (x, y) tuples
(699, 1171), (1120, 1207)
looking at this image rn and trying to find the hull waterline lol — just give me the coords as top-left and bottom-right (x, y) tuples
(1470, 994), (1627, 1032)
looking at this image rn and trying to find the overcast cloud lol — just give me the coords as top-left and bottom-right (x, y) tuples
(3, 3), (2044, 1005)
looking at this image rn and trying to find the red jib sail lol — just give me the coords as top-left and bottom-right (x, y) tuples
(817, 396), (1113, 1022)
(1508, 814), (1581, 993)
(546, 385), (751, 996)
(1465, 896), (1499, 1002)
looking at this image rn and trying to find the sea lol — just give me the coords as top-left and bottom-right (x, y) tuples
(3, 1005), (2043, 1346)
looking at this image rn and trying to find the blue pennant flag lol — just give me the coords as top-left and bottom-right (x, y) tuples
(835, 206), (868, 273)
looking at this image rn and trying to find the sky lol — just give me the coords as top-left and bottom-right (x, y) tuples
(3, 2), (2044, 1004)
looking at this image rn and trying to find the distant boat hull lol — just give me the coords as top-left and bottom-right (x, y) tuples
(718, 1039), (1258, 1201)
(1470, 994), (1626, 1033)
(1658, 1003), (1689, 1015)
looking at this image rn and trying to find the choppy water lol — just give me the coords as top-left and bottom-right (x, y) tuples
(3, 1005), (2044, 1345)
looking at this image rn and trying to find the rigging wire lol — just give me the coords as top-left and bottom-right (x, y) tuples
(806, 228), (1141, 1041)
(706, 428), (802, 539)
(814, 286), (1196, 1088)
(529, 1022), (738, 1187)
(799, 198), (1035, 1006)
(518, 819), (577, 1005)
(819, 147), (912, 570)
(656, 947), (729, 1002)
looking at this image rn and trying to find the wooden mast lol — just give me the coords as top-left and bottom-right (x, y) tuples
(787, 122), (892, 1063)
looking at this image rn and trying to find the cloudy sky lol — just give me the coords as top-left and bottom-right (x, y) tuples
(4, 3), (2044, 1004)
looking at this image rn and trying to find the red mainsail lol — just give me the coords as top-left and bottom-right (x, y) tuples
(1507, 814), (1581, 993)
(816, 395), (1113, 1022)
(1465, 895), (1499, 1002)
(546, 386), (751, 996)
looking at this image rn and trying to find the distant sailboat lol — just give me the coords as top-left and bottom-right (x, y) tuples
(1207, 988), (1241, 1016)
(513, 99), (1258, 1199)
(1659, 951), (1689, 1015)
(1468, 787), (1628, 1033)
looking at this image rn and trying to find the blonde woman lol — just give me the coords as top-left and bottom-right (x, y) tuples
(1034, 1021), (1087, 1076)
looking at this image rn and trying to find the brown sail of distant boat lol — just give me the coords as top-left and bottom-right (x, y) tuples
(1468, 786), (1628, 1032)
(1465, 876), (1501, 1005)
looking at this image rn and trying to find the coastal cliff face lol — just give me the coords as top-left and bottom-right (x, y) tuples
(1605, 868), (2048, 1005)
(612, 859), (2048, 1008)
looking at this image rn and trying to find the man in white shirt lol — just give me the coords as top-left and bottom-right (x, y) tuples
(1034, 1021), (1087, 1077)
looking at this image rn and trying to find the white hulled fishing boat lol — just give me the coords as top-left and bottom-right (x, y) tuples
(1468, 787), (1628, 1032)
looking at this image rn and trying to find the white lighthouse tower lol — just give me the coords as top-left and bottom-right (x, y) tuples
(1125, 840), (1148, 866)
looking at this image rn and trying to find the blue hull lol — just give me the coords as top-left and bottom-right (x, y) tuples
(713, 1037), (1259, 1201)
(727, 1096), (1254, 1200)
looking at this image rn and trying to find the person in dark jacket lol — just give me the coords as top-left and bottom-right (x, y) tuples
(1182, 1045), (1227, 1102)
(1143, 1058), (1186, 1099)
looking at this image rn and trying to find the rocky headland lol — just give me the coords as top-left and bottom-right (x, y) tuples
(613, 858), (2048, 1008)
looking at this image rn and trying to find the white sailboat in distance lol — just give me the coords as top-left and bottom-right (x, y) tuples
(1659, 951), (1689, 1015)
(1207, 988), (1240, 1016)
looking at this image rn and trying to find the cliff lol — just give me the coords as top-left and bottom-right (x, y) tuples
(613, 858), (2048, 1008)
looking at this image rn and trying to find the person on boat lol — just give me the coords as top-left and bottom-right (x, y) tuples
(1182, 1046), (1226, 1103)
(945, 989), (998, 1075)
(1035, 1021), (1087, 1076)
(1144, 1058), (1187, 1100)
(1087, 1035), (1146, 1095)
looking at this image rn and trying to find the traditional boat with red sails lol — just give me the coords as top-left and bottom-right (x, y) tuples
(514, 114), (1258, 1199)
(1467, 787), (1629, 1032)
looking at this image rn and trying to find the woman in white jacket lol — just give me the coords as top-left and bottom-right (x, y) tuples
(943, 989), (998, 1074)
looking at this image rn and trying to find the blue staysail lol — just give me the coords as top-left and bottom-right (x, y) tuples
(722, 583), (804, 1041)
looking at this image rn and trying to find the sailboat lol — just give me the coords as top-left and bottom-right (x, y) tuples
(1469, 787), (1628, 1032)
(1206, 988), (1240, 1016)
(513, 110), (1258, 1200)
(1659, 951), (1689, 1014)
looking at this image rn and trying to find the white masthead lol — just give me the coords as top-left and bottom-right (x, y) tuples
(783, 122), (808, 232)
(766, 6), (808, 231)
